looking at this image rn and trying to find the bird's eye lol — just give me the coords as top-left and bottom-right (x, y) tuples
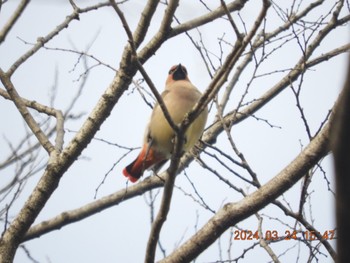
(168, 67), (176, 74)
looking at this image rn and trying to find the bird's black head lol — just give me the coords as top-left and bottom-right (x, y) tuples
(169, 64), (188, 81)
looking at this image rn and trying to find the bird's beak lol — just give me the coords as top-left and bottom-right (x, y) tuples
(173, 64), (186, 80)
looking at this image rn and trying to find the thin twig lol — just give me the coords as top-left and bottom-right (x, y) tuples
(109, 1), (188, 262)
(0, 70), (55, 154)
(7, 11), (80, 76)
(109, 0), (179, 134)
(257, 217), (281, 263)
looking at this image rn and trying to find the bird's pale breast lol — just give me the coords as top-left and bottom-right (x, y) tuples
(146, 80), (207, 156)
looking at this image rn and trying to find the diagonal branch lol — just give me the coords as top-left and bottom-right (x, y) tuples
(133, 0), (160, 48)
(111, 1), (194, 261)
(110, 3), (215, 261)
(6, 10), (80, 76)
(136, 0), (249, 69)
(0, 0), (30, 44)
(0, 88), (64, 151)
(169, 0), (249, 38)
(109, 0), (179, 134)
(144, 135), (184, 263)
(272, 200), (336, 260)
(218, 0), (326, 113)
(189, 0), (270, 128)
(220, 0), (243, 40)
(160, 117), (331, 262)
(23, 176), (165, 242)
(0, 2), (137, 261)
(0, 70), (55, 154)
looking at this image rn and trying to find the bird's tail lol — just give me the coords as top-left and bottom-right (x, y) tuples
(122, 145), (165, 183)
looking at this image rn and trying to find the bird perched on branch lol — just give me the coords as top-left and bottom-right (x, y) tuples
(122, 64), (208, 183)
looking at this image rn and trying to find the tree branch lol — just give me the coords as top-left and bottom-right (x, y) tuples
(195, 0), (271, 118)
(6, 10), (80, 76)
(0, 88), (65, 151)
(22, 176), (164, 242)
(0, 70), (56, 154)
(0, 0), (30, 44)
(109, 0), (179, 133)
(132, 0), (160, 48)
(218, 0), (326, 113)
(160, 117), (331, 262)
(138, 0), (243, 63)
(0, 2), (137, 260)
(169, 0), (249, 38)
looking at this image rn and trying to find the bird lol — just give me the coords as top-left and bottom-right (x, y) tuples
(122, 64), (208, 183)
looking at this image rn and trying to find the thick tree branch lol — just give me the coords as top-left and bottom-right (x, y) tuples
(0, 153), (63, 262)
(160, 118), (331, 262)
(0, 2), (138, 261)
(132, 0), (160, 48)
(137, 0), (249, 64)
(0, 59), (137, 263)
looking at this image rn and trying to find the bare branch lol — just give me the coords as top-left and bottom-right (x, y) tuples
(0, 89), (65, 152)
(0, 0), (30, 43)
(170, 0), (249, 38)
(23, 176), (164, 242)
(132, 0), (160, 48)
(0, 2), (137, 260)
(272, 200), (336, 260)
(197, 0), (271, 116)
(160, 117), (331, 262)
(218, 0), (326, 112)
(0, 70), (56, 154)
(110, 0), (179, 133)
(257, 217), (280, 263)
(220, 0), (243, 40)
(7, 11), (80, 76)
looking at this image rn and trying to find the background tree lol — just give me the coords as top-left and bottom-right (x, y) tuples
(0, 0), (349, 262)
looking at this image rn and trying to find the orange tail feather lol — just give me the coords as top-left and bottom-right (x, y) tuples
(122, 146), (165, 182)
